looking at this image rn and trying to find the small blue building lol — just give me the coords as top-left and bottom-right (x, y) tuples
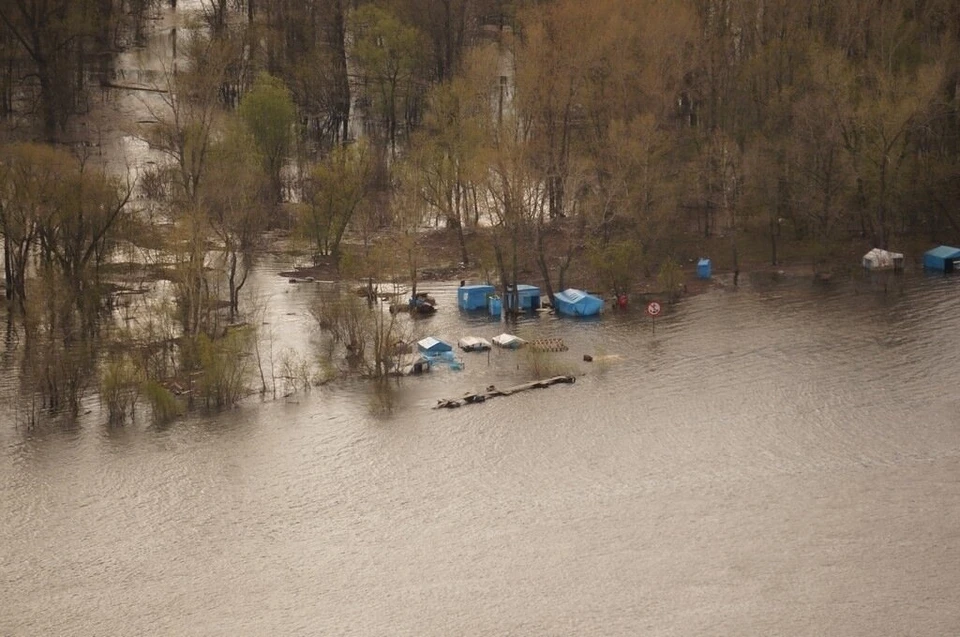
(417, 337), (453, 355)
(553, 289), (603, 317)
(923, 245), (960, 272)
(458, 284), (496, 310)
(697, 258), (712, 279)
(504, 284), (541, 312)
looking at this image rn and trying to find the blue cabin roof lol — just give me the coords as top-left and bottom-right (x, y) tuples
(417, 337), (453, 353)
(460, 284), (496, 293)
(508, 284), (540, 295)
(924, 245), (960, 259)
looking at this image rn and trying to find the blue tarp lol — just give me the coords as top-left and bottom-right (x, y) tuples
(923, 245), (960, 272)
(417, 337), (453, 354)
(553, 289), (603, 317)
(458, 284), (496, 310)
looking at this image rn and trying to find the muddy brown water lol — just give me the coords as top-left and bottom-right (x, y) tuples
(4, 3), (959, 633)
(2, 265), (959, 636)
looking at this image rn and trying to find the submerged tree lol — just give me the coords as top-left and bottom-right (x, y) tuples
(238, 72), (296, 205)
(202, 121), (270, 320)
(298, 140), (374, 268)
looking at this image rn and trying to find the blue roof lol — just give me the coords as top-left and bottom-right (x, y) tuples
(924, 245), (960, 259)
(510, 284), (540, 294)
(460, 284), (495, 292)
(417, 337), (452, 353)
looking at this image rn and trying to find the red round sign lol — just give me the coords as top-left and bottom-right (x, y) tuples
(646, 301), (662, 317)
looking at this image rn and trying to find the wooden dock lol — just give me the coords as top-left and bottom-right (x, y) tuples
(434, 375), (576, 409)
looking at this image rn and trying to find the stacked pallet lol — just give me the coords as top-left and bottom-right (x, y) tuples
(530, 338), (568, 352)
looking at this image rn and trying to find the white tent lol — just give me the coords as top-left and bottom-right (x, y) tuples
(458, 336), (492, 352)
(862, 248), (904, 271)
(492, 333), (526, 349)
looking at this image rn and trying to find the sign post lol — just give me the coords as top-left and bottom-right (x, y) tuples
(645, 300), (662, 333)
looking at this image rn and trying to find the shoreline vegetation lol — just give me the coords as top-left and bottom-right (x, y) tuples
(1, 0), (958, 428)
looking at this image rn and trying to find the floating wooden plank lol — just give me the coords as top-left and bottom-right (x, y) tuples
(434, 375), (576, 409)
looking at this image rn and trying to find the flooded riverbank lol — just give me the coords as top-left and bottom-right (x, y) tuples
(2, 269), (959, 635)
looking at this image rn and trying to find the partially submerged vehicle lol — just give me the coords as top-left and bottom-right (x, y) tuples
(390, 291), (437, 315)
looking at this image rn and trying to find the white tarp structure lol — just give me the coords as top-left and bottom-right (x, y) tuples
(458, 336), (492, 352)
(492, 333), (526, 349)
(862, 248), (904, 271)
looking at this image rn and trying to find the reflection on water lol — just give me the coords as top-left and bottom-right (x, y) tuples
(3, 268), (960, 635)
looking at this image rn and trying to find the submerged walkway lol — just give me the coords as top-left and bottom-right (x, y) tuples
(434, 375), (576, 409)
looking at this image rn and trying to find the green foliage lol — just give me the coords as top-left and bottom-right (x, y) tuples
(238, 73), (296, 202)
(657, 257), (684, 302)
(194, 329), (254, 409)
(142, 380), (182, 425)
(587, 239), (644, 295)
(298, 141), (374, 264)
(100, 356), (143, 425)
(351, 5), (428, 151)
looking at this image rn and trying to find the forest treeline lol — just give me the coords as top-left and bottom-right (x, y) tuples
(1, 0), (959, 421)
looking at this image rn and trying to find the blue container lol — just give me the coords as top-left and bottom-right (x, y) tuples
(488, 295), (502, 317)
(923, 245), (960, 272)
(458, 284), (496, 310)
(697, 258), (712, 279)
(504, 284), (541, 311)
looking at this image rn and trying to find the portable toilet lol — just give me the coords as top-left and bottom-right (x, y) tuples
(488, 295), (502, 317)
(458, 284), (496, 310)
(504, 284), (541, 311)
(697, 258), (712, 279)
(922, 245), (960, 272)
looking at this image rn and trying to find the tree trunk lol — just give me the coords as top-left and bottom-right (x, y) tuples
(535, 224), (555, 308)
(332, 0), (350, 143)
(3, 234), (12, 301)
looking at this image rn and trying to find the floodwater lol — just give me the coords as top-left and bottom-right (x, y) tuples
(2, 267), (960, 636)
(3, 3), (960, 634)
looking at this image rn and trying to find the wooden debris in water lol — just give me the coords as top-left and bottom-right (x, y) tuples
(530, 338), (568, 352)
(434, 375), (576, 409)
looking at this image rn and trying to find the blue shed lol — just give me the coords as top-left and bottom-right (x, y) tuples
(504, 284), (541, 312)
(553, 289), (603, 317)
(458, 284), (496, 310)
(417, 337), (453, 355)
(923, 245), (960, 272)
(697, 258), (712, 279)
(488, 295), (502, 317)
